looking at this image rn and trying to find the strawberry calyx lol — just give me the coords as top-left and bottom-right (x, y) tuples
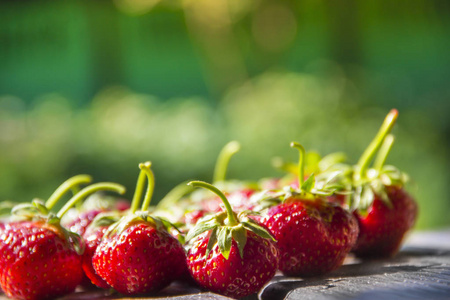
(57, 182), (126, 254)
(351, 109), (409, 213)
(272, 151), (347, 179)
(250, 143), (347, 211)
(355, 109), (398, 182)
(9, 175), (93, 222)
(352, 135), (408, 213)
(288, 142), (344, 199)
(84, 210), (125, 235)
(186, 181), (275, 259)
(104, 162), (175, 238)
(11, 182), (126, 255)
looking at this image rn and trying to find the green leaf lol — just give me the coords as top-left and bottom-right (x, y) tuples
(186, 217), (219, 242)
(312, 190), (334, 196)
(92, 213), (121, 228)
(11, 202), (44, 221)
(379, 165), (408, 187)
(158, 216), (183, 235)
(106, 214), (137, 237)
(205, 227), (218, 258)
(217, 227), (232, 260)
(32, 199), (49, 215)
(67, 231), (85, 255)
(301, 174), (315, 192)
(360, 184), (375, 212)
(242, 219), (276, 241)
(371, 180), (393, 209)
(231, 225), (247, 259)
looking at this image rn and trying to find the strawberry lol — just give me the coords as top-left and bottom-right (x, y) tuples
(185, 181), (279, 299)
(352, 185), (417, 257)
(264, 198), (358, 276)
(92, 162), (186, 295)
(0, 221), (84, 300)
(0, 178), (125, 300)
(261, 142), (359, 277)
(59, 191), (132, 290)
(347, 110), (418, 258)
(81, 211), (123, 289)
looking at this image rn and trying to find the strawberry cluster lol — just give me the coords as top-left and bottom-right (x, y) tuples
(0, 109), (418, 300)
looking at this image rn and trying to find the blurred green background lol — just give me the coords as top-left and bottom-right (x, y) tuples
(0, 0), (449, 228)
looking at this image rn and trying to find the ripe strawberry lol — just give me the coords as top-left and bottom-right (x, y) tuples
(261, 142), (359, 277)
(264, 198), (358, 276)
(352, 185), (417, 257)
(0, 221), (84, 300)
(348, 110), (418, 258)
(0, 179), (125, 300)
(81, 211), (123, 289)
(92, 162), (186, 295)
(57, 191), (132, 290)
(186, 181), (279, 298)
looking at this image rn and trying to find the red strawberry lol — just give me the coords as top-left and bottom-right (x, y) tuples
(94, 222), (186, 294)
(60, 193), (131, 290)
(81, 211), (124, 289)
(352, 186), (417, 257)
(64, 208), (111, 290)
(185, 181), (279, 299)
(0, 221), (84, 300)
(264, 198), (358, 276)
(82, 225), (110, 289)
(348, 110), (418, 258)
(0, 179), (125, 300)
(261, 142), (359, 277)
(92, 162), (186, 295)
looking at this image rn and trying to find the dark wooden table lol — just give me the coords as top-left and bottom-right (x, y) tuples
(1, 229), (449, 300)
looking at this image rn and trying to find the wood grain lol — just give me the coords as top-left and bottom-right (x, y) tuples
(1, 230), (449, 300)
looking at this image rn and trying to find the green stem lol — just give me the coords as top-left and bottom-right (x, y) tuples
(130, 168), (147, 214)
(156, 181), (194, 209)
(357, 109), (398, 180)
(213, 141), (241, 183)
(290, 142), (306, 188)
(188, 180), (238, 226)
(374, 134), (395, 173)
(45, 175), (92, 210)
(56, 183), (126, 219)
(139, 162), (155, 212)
(71, 185), (83, 210)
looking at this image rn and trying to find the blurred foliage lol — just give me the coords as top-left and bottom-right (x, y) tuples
(1, 70), (449, 229)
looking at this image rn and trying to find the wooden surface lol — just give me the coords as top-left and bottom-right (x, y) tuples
(1, 229), (449, 300)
